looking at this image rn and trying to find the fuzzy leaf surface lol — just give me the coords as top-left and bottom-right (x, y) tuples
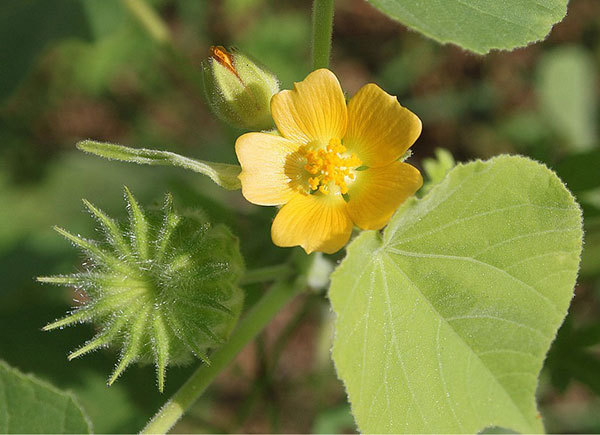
(0, 360), (91, 433)
(366, 0), (568, 54)
(330, 155), (583, 433)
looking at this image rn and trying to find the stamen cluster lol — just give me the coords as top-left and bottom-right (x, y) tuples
(303, 139), (362, 194)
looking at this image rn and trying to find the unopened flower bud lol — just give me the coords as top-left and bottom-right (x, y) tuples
(202, 46), (279, 130)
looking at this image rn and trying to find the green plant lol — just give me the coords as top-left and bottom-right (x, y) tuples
(0, 0), (589, 433)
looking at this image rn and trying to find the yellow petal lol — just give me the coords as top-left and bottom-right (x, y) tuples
(271, 69), (347, 145)
(271, 193), (353, 254)
(235, 132), (302, 206)
(347, 162), (423, 230)
(345, 83), (422, 168)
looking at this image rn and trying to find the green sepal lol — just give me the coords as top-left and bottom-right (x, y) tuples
(77, 140), (242, 190)
(40, 188), (245, 391)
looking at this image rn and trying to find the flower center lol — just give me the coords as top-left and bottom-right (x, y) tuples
(302, 138), (362, 195)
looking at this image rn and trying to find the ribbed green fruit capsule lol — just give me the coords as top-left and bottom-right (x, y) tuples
(39, 188), (244, 392)
(202, 45), (280, 130)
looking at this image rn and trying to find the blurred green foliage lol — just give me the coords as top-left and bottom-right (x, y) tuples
(538, 46), (598, 151)
(0, 0), (599, 433)
(0, 0), (92, 100)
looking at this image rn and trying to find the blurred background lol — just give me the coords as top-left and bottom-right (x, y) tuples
(0, 0), (599, 433)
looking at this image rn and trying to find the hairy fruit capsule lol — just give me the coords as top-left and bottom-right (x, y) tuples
(39, 188), (245, 391)
(202, 45), (279, 130)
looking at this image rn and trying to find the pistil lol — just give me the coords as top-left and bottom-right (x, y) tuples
(303, 139), (362, 194)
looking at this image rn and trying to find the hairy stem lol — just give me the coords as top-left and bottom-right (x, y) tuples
(241, 264), (293, 285)
(312, 0), (335, 70)
(141, 258), (310, 434)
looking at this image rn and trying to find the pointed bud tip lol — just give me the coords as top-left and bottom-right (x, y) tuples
(108, 364), (127, 386)
(209, 45), (238, 77)
(203, 44), (279, 130)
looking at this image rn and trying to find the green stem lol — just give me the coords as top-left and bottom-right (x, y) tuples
(312, 0), (335, 70)
(121, 0), (206, 95)
(141, 271), (309, 434)
(241, 264), (293, 285)
(122, 0), (172, 46)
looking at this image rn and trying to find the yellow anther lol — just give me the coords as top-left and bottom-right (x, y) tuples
(328, 138), (346, 154)
(301, 140), (362, 195)
(308, 177), (320, 191)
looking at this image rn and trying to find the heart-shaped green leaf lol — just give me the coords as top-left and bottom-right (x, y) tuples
(330, 155), (582, 433)
(366, 0), (568, 54)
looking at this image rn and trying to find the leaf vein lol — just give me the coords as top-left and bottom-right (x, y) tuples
(477, 349), (538, 358)
(446, 314), (548, 339)
(454, 0), (537, 34)
(388, 164), (492, 240)
(378, 259), (429, 429)
(357, 266), (376, 405)
(504, 250), (576, 272)
(436, 318), (464, 431)
(382, 253), (534, 428)
(531, 269), (574, 287)
(392, 203), (571, 247)
(386, 248), (561, 315)
(497, 371), (538, 380)
(472, 227), (580, 259)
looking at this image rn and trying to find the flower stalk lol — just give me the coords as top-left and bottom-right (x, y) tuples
(121, 0), (172, 46)
(240, 264), (293, 286)
(312, 0), (335, 70)
(141, 253), (312, 434)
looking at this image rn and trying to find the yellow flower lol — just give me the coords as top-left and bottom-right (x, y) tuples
(235, 69), (423, 254)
